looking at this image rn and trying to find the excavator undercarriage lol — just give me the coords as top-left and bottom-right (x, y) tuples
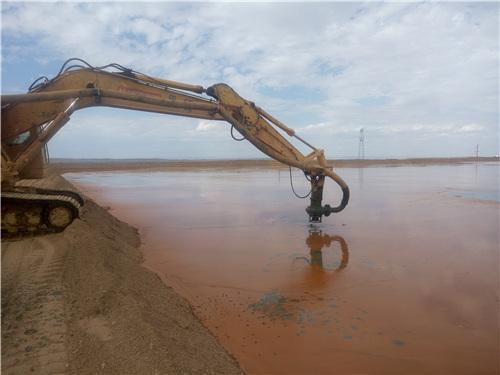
(1, 187), (83, 237)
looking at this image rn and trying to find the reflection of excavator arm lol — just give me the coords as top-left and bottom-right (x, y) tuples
(2, 59), (349, 234)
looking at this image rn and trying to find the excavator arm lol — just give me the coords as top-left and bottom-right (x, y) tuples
(204, 83), (349, 221)
(1, 59), (349, 232)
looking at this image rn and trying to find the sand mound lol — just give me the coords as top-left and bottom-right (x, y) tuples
(1, 176), (241, 374)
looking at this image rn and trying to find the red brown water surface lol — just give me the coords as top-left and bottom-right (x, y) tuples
(66, 163), (499, 374)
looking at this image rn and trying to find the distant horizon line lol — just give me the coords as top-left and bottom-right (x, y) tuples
(49, 156), (500, 162)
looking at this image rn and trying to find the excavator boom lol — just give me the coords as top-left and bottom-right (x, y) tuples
(1, 58), (349, 235)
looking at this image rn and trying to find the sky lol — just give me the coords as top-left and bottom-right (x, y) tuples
(1, 1), (498, 160)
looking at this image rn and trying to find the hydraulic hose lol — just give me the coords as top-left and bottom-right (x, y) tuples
(323, 169), (350, 213)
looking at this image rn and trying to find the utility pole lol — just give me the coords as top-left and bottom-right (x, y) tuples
(358, 128), (365, 160)
(475, 144), (479, 163)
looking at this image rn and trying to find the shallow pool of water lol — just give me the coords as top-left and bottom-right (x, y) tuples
(66, 162), (499, 374)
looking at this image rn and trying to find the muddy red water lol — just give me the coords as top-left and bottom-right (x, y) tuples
(66, 163), (499, 374)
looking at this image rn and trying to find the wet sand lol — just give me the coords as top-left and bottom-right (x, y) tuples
(66, 163), (499, 374)
(1, 176), (241, 374)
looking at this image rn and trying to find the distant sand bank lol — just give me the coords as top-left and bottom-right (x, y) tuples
(49, 156), (499, 173)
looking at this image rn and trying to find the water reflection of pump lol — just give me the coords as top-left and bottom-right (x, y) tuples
(296, 230), (349, 271)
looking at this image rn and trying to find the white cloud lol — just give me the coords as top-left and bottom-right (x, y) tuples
(191, 121), (226, 136)
(298, 122), (486, 137)
(455, 123), (485, 133)
(194, 121), (221, 132)
(2, 2), (498, 158)
(298, 122), (355, 135)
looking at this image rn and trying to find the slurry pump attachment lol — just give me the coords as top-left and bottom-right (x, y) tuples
(306, 173), (350, 223)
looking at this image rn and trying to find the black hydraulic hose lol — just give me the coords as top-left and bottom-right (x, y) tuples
(230, 125), (245, 141)
(289, 167), (311, 199)
(56, 58), (94, 76)
(323, 169), (350, 213)
(328, 185), (350, 213)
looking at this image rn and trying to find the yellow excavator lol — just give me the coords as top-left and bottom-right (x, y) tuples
(1, 58), (349, 236)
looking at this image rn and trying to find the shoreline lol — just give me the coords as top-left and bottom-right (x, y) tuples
(48, 156), (499, 173)
(1, 175), (242, 374)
